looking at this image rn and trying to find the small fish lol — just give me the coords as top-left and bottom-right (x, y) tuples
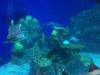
(62, 69), (69, 75)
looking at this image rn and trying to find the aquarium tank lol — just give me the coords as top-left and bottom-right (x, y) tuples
(0, 0), (100, 75)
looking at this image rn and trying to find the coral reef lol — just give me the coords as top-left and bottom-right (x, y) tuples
(3, 5), (100, 74)
(6, 15), (87, 75)
(69, 5), (100, 51)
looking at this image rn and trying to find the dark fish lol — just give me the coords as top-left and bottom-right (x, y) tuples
(84, 64), (100, 75)
(86, 64), (100, 75)
(61, 64), (100, 75)
(88, 63), (100, 72)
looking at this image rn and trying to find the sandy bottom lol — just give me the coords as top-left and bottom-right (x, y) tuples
(0, 52), (100, 75)
(80, 52), (100, 67)
(0, 63), (30, 75)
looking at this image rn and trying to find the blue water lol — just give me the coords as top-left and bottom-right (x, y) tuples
(0, 0), (97, 66)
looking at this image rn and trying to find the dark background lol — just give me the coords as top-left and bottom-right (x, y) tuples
(0, 0), (96, 65)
